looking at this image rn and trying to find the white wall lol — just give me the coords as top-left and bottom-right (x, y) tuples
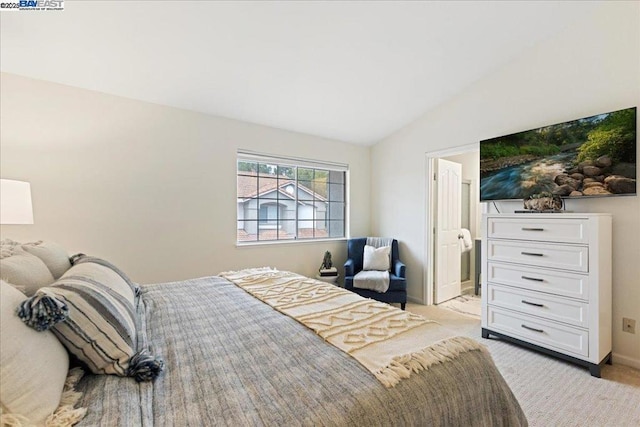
(371, 2), (640, 366)
(0, 73), (371, 284)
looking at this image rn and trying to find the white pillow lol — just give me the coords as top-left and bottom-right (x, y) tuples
(363, 245), (391, 271)
(22, 240), (72, 280)
(0, 238), (21, 258)
(0, 246), (55, 296)
(0, 280), (70, 426)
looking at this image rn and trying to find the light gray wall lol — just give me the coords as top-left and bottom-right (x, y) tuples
(0, 73), (371, 284)
(370, 3), (640, 366)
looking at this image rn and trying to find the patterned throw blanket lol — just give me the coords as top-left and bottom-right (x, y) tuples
(220, 268), (484, 387)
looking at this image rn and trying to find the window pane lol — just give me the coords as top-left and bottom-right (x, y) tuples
(257, 163), (278, 176)
(258, 203), (278, 224)
(327, 221), (344, 238)
(314, 170), (329, 180)
(327, 202), (345, 221)
(237, 220), (258, 242)
(258, 228), (278, 241)
(327, 181), (344, 202)
(257, 176), (279, 200)
(313, 180), (327, 199)
(278, 166), (295, 179)
(237, 175), (258, 199)
(297, 221), (329, 239)
(313, 170), (329, 198)
(237, 161), (257, 175)
(278, 220), (296, 240)
(327, 170), (344, 184)
(298, 179), (314, 201)
(279, 180), (296, 201)
(298, 167), (313, 181)
(313, 220), (328, 239)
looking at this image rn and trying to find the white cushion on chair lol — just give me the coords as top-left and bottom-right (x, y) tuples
(363, 245), (391, 271)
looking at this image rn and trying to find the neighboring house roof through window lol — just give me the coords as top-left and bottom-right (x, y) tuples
(237, 173), (327, 204)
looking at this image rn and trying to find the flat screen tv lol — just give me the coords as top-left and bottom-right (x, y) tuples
(480, 107), (637, 202)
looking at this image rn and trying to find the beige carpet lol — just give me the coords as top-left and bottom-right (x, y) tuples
(406, 302), (640, 427)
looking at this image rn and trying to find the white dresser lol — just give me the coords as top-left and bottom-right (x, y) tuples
(481, 213), (612, 377)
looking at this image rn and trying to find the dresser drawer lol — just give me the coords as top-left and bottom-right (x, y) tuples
(486, 306), (589, 357)
(486, 262), (589, 300)
(487, 240), (588, 272)
(487, 284), (589, 328)
(487, 217), (589, 244)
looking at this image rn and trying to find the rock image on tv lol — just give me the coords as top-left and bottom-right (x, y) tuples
(480, 107), (637, 201)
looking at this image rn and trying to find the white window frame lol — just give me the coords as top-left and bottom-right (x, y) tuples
(236, 150), (348, 245)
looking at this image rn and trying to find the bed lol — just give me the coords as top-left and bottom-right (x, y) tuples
(75, 271), (526, 426)
(0, 241), (526, 426)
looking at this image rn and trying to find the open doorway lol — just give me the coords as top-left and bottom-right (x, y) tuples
(424, 143), (482, 305)
(461, 179), (473, 292)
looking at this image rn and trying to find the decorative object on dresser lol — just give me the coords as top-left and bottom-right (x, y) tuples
(481, 213), (612, 377)
(522, 192), (563, 212)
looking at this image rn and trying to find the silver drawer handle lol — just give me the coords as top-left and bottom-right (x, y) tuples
(521, 300), (544, 308)
(521, 275), (544, 282)
(521, 324), (544, 333)
(522, 227), (544, 231)
(521, 251), (544, 257)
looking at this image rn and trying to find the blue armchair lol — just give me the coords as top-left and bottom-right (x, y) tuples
(344, 238), (407, 310)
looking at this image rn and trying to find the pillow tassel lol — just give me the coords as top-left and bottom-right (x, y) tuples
(127, 350), (164, 382)
(17, 293), (69, 331)
(69, 253), (87, 265)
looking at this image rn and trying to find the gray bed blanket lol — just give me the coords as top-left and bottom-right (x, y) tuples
(76, 276), (527, 426)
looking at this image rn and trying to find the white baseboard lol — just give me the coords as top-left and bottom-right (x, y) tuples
(612, 352), (640, 370)
(407, 294), (424, 304)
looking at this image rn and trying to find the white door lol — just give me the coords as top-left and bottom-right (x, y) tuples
(434, 158), (462, 304)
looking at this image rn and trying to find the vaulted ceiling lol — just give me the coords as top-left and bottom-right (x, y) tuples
(0, 1), (604, 144)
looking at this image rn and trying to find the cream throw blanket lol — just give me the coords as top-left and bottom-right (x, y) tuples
(353, 270), (390, 293)
(220, 268), (485, 387)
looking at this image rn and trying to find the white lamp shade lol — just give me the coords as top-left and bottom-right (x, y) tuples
(0, 179), (34, 224)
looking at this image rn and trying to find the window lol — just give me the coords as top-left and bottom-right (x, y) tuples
(237, 151), (347, 243)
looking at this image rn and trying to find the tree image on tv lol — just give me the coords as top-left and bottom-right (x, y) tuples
(480, 107), (637, 201)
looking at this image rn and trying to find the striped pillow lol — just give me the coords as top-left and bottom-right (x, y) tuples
(17, 255), (163, 382)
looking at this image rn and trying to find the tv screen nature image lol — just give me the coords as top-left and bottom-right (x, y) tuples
(480, 107), (637, 201)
